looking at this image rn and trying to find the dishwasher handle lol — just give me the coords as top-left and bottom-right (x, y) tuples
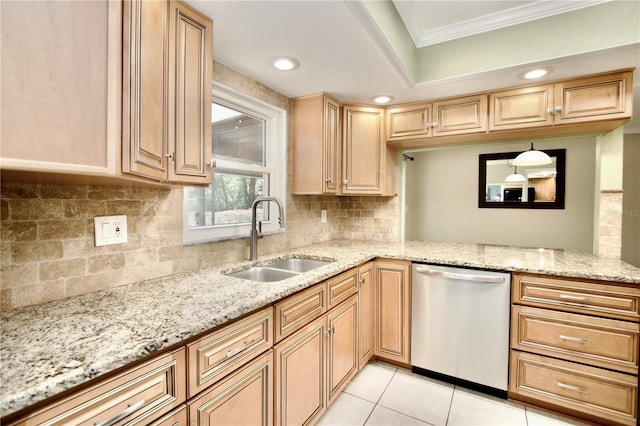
(415, 266), (506, 283)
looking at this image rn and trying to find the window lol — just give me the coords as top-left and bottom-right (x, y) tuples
(183, 83), (286, 244)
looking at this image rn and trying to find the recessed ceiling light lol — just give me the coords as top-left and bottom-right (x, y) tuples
(371, 95), (394, 104)
(520, 67), (553, 80)
(271, 56), (300, 71)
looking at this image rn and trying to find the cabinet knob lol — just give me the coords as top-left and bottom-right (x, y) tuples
(207, 158), (216, 168)
(547, 106), (562, 114)
(343, 179), (348, 185)
(325, 178), (332, 183)
(165, 153), (174, 160)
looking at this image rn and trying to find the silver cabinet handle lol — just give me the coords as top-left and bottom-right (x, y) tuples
(165, 153), (174, 159)
(325, 177), (332, 183)
(324, 327), (335, 336)
(547, 106), (562, 114)
(560, 294), (591, 302)
(414, 266), (505, 283)
(227, 338), (257, 359)
(207, 158), (216, 168)
(557, 382), (588, 394)
(559, 335), (591, 344)
(343, 179), (348, 185)
(95, 399), (145, 426)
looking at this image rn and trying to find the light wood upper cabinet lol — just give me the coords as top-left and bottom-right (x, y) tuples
(0, 0), (120, 178)
(386, 103), (432, 140)
(373, 259), (411, 365)
(123, 0), (212, 185)
(490, 70), (632, 131)
(432, 94), (488, 136)
(292, 94), (341, 195)
(490, 85), (554, 130)
(342, 105), (395, 196)
(554, 71), (632, 123)
(386, 95), (487, 141)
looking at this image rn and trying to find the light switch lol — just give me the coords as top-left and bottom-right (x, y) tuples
(94, 215), (128, 247)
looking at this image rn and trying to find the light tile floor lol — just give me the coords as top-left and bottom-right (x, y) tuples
(317, 363), (592, 426)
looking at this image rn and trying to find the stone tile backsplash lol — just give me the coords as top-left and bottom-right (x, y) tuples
(0, 182), (398, 310)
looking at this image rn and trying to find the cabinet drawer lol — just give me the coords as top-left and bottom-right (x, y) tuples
(513, 274), (640, 322)
(148, 404), (187, 426)
(13, 348), (186, 426)
(512, 305), (639, 374)
(189, 350), (273, 426)
(327, 269), (358, 309)
(509, 351), (637, 426)
(274, 282), (328, 343)
(187, 307), (273, 398)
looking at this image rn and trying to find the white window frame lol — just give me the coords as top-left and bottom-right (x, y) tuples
(183, 82), (286, 245)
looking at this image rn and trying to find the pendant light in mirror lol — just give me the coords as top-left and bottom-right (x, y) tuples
(513, 142), (552, 166)
(505, 162), (526, 182)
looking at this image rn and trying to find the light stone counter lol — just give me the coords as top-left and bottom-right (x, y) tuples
(2, 239), (639, 417)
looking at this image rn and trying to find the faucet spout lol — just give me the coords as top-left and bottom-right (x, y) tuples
(250, 196), (285, 261)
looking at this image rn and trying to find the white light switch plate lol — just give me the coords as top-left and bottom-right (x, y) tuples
(94, 215), (128, 247)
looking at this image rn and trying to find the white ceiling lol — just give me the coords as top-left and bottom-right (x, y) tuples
(188, 0), (639, 129)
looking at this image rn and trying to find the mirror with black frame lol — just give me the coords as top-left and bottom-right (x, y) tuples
(478, 149), (566, 209)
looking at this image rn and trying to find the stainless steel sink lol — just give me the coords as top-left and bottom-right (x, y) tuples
(227, 267), (298, 282)
(263, 258), (332, 273)
(226, 257), (334, 282)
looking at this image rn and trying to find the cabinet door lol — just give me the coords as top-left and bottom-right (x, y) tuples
(327, 295), (359, 404)
(274, 316), (326, 426)
(489, 85), (554, 130)
(374, 259), (411, 365)
(292, 94), (340, 195)
(358, 262), (374, 368)
(323, 96), (341, 194)
(386, 103), (432, 140)
(554, 71), (633, 124)
(0, 0), (119, 176)
(432, 95), (487, 136)
(167, 0), (212, 184)
(342, 106), (386, 195)
(122, 0), (169, 181)
(189, 350), (273, 426)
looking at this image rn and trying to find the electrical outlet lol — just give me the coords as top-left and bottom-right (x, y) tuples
(321, 210), (327, 223)
(94, 215), (128, 247)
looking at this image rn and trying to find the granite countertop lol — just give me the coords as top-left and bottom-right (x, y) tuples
(2, 239), (639, 417)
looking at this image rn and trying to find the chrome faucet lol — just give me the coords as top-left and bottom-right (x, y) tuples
(250, 196), (286, 261)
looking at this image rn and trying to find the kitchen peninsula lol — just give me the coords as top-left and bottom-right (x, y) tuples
(2, 239), (639, 424)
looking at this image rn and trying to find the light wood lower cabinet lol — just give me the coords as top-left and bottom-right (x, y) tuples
(358, 262), (374, 368)
(149, 405), (188, 426)
(510, 351), (638, 426)
(188, 350), (273, 426)
(187, 307), (273, 398)
(510, 273), (640, 425)
(274, 295), (359, 425)
(373, 259), (411, 365)
(9, 348), (186, 426)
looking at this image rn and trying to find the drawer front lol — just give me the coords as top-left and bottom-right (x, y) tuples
(513, 274), (640, 322)
(512, 305), (639, 374)
(187, 307), (273, 398)
(509, 351), (638, 426)
(189, 350), (273, 426)
(274, 282), (327, 343)
(19, 348), (186, 426)
(148, 404), (187, 426)
(327, 269), (358, 309)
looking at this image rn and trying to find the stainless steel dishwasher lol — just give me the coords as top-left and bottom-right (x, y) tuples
(411, 263), (511, 397)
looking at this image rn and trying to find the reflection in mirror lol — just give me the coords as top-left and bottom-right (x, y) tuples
(478, 149), (565, 209)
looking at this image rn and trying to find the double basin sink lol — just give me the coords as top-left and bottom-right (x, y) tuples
(226, 257), (334, 282)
